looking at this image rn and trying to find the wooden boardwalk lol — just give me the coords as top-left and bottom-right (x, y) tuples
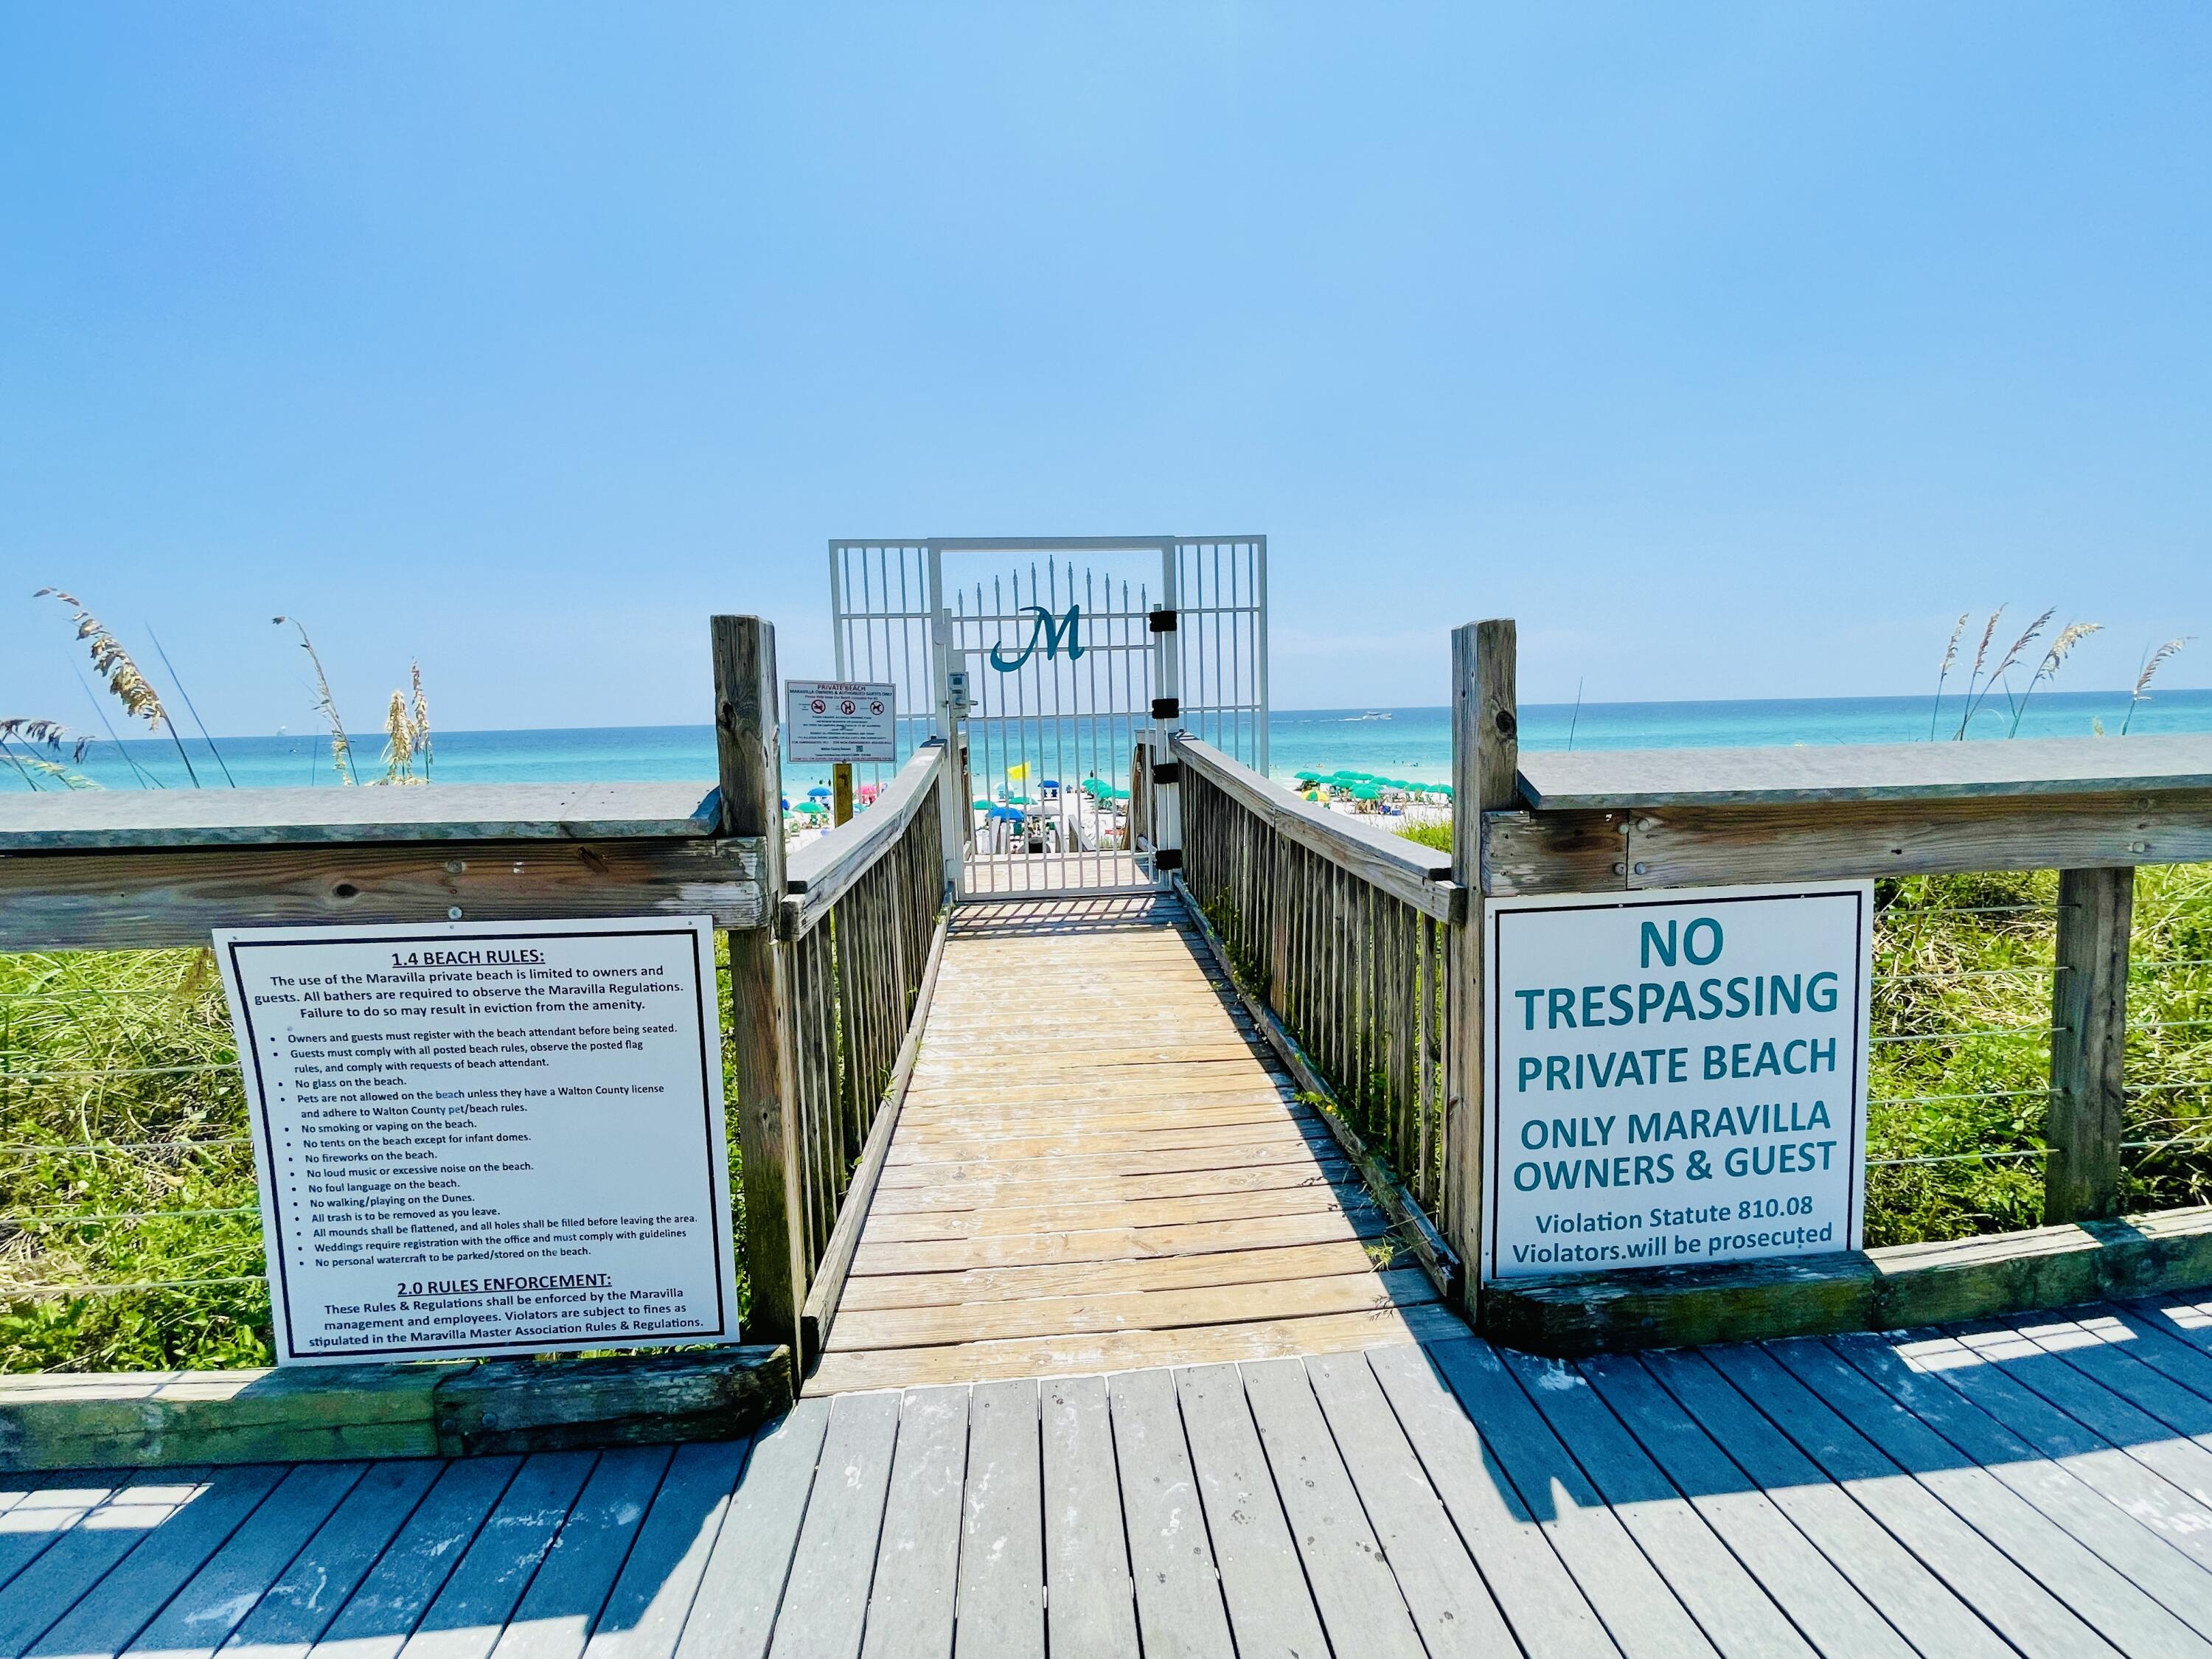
(811, 893), (1452, 1395)
(21, 1304), (2212, 1655)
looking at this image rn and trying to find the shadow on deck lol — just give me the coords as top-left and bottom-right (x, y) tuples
(17, 1301), (2212, 1655)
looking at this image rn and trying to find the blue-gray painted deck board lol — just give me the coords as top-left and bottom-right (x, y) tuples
(21, 1304), (2212, 1655)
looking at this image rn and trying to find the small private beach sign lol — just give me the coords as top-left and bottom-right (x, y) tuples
(1482, 881), (1871, 1281)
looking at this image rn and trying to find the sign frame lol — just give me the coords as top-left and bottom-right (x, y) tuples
(215, 914), (740, 1366)
(786, 679), (897, 765)
(1480, 880), (1873, 1283)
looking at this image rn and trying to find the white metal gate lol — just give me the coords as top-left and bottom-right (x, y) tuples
(829, 537), (1267, 899)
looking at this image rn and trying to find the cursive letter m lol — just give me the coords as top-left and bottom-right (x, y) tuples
(990, 604), (1084, 671)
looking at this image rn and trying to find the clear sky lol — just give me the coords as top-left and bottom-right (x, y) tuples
(4, 4), (2207, 734)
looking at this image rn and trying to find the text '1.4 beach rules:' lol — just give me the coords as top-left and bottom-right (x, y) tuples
(214, 916), (739, 1365)
(1481, 881), (1871, 1281)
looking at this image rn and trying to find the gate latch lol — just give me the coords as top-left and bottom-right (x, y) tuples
(1147, 608), (1178, 633)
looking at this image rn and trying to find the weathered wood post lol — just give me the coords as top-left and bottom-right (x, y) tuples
(1448, 619), (1517, 1318)
(2045, 866), (2135, 1222)
(713, 616), (807, 1350)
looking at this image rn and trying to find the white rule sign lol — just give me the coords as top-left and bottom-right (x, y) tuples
(215, 916), (739, 1365)
(786, 679), (896, 764)
(1483, 881), (1871, 1280)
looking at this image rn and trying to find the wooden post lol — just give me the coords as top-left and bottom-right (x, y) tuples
(2045, 866), (2134, 1223)
(713, 616), (806, 1351)
(1449, 619), (1517, 1319)
(832, 762), (854, 827)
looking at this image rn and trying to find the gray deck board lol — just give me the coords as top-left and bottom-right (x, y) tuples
(858, 1390), (966, 1659)
(582, 1439), (753, 1659)
(1641, 1349), (2014, 1659)
(1828, 1329), (2212, 1642)
(1174, 1362), (1332, 1659)
(1365, 1343), (1618, 1659)
(126, 1461), (367, 1659)
(1040, 1377), (1138, 1659)
(303, 1455), (522, 1659)
(950, 1380), (1043, 1659)
(1239, 1357), (1425, 1659)
(1769, 1335), (2209, 1658)
(0, 1470), (218, 1659)
(399, 1453), (596, 1659)
(1103, 1370), (1231, 1659)
(30, 1463), (288, 1659)
(0, 1473), (129, 1601)
(21, 1311), (2212, 1658)
(490, 1447), (673, 1659)
(768, 1394), (899, 1659)
(1577, 1353), (1914, 1659)
(1496, 1350), (1811, 1659)
(220, 1459), (447, 1659)
(1302, 1351), (1517, 1659)
(1430, 1338), (1717, 1659)
(1705, 1343), (2113, 1659)
(675, 1402), (829, 1659)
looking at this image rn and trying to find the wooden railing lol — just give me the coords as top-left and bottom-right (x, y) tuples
(1168, 734), (1463, 1295)
(710, 617), (953, 1360)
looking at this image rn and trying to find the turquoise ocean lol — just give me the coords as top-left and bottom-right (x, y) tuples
(12, 688), (2212, 797)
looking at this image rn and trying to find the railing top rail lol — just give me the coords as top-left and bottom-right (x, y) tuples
(1171, 734), (1455, 920)
(783, 740), (945, 935)
(1517, 732), (2212, 813)
(0, 782), (722, 854)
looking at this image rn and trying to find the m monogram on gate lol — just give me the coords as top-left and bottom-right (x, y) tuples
(989, 603), (1085, 671)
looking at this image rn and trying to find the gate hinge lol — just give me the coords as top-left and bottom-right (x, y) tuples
(1151, 696), (1180, 722)
(1154, 849), (1184, 872)
(1150, 761), (1182, 786)
(1148, 608), (1178, 633)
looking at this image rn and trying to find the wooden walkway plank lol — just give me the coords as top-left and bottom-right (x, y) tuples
(125, 1461), (367, 1659)
(489, 1447), (675, 1659)
(2079, 1302), (2212, 1409)
(825, 1267), (1436, 1354)
(1703, 1342), (2115, 1659)
(0, 1470), (217, 1659)
(1363, 1344), (1618, 1659)
(848, 1203), (1388, 1277)
(301, 1455), (524, 1659)
(765, 1392), (900, 1659)
(1172, 1363), (1331, 1659)
(1638, 1349), (2014, 1659)
(2001, 1310), (2212, 1441)
(1882, 1327), (2212, 1580)
(223, 1459), (450, 1659)
(1301, 1351), (1517, 1659)
(951, 1380), (1043, 1659)
(805, 1303), (1470, 1394)
(675, 1402), (830, 1659)
(582, 1439), (754, 1659)
(1103, 1369), (1232, 1659)
(872, 1136), (1335, 1188)
(397, 1452), (598, 1659)
(1427, 1340), (1717, 1659)
(858, 1166), (1357, 1227)
(886, 1116), (1327, 1166)
(1766, 1335), (2211, 1658)
(1040, 1377), (1138, 1659)
(856, 1388), (967, 1659)
(29, 1463), (287, 1659)
(1576, 1353), (1914, 1659)
(838, 1241), (1389, 1312)
(1495, 1349), (1812, 1659)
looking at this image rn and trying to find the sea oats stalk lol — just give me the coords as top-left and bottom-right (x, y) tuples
(33, 590), (202, 786)
(2006, 620), (2103, 736)
(1930, 611), (1969, 740)
(1953, 607), (2053, 740)
(2124, 638), (2192, 735)
(272, 616), (356, 785)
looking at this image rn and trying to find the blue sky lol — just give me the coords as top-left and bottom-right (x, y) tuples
(3, 4), (2207, 733)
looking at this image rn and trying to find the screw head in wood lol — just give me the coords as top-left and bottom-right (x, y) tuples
(445, 859), (465, 875)
(1613, 862), (1627, 874)
(1632, 863), (1649, 875)
(448, 906), (464, 920)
